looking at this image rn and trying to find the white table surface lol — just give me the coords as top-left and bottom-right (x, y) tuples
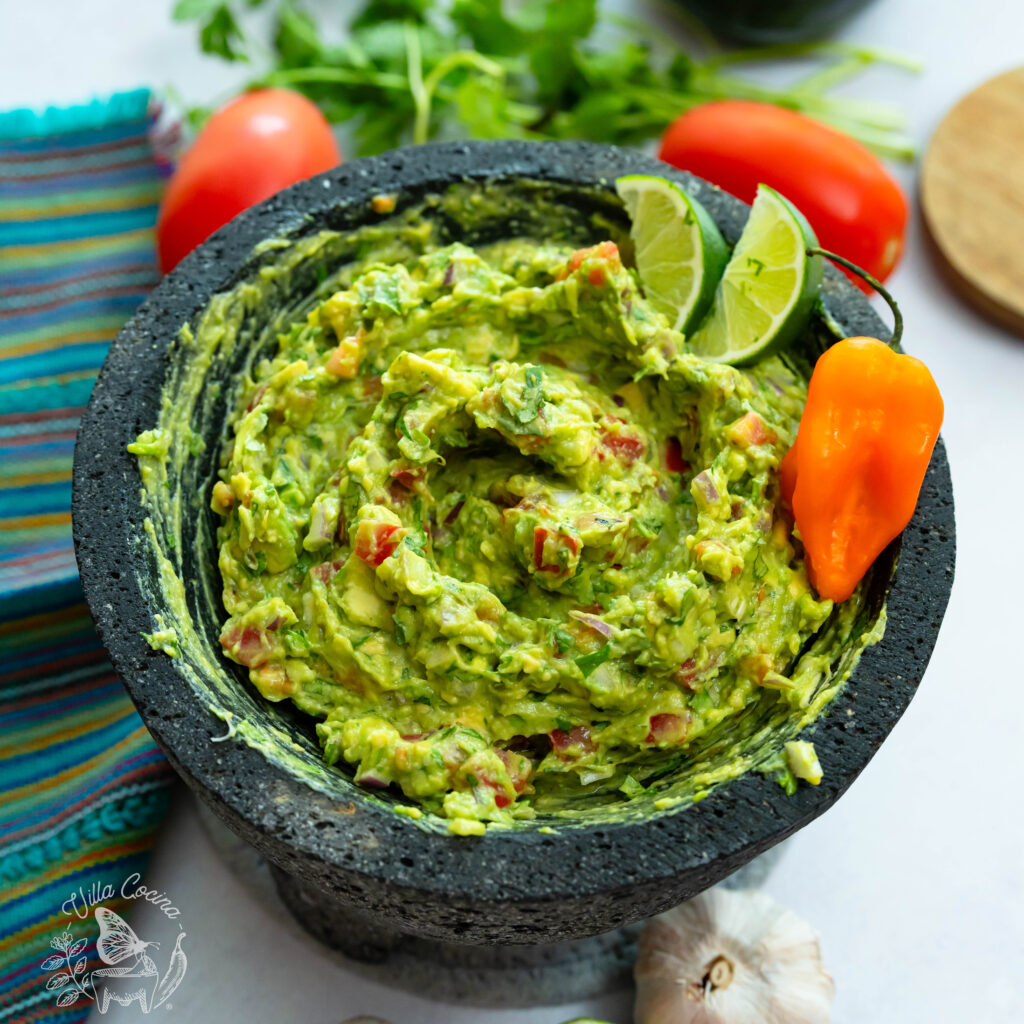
(3, 1), (1022, 1021)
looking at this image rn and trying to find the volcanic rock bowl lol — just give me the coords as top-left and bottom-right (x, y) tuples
(72, 141), (954, 971)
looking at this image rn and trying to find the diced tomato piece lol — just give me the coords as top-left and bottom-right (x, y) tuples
(326, 327), (366, 379)
(676, 656), (698, 687)
(665, 436), (690, 473)
(728, 412), (777, 448)
(601, 426), (646, 465)
(557, 241), (621, 281)
(495, 748), (532, 794)
(549, 725), (596, 757)
(477, 750), (531, 809)
(354, 521), (402, 567)
(533, 526), (579, 574)
(221, 625), (273, 668)
(645, 712), (689, 744)
(677, 650), (723, 688)
(533, 527), (545, 568)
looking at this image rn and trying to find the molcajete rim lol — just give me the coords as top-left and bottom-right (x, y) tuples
(72, 140), (955, 945)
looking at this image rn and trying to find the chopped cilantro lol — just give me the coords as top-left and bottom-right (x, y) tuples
(284, 627), (311, 656)
(553, 627), (574, 655)
(575, 644), (611, 677)
(753, 551), (769, 580)
(515, 365), (546, 425)
(690, 689), (713, 712)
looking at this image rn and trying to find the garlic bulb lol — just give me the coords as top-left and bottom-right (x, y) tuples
(634, 887), (834, 1024)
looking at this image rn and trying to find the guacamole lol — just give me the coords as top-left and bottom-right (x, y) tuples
(209, 230), (835, 834)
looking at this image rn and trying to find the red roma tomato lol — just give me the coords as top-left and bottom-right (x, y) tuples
(658, 100), (907, 291)
(157, 89), (340, 273)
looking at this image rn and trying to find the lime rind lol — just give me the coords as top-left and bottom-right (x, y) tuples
(688, 184), (823, 365)
(615, 174), (729, 333)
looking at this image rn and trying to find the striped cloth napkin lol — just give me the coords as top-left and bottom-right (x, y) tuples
(0, 89), (176, 1022)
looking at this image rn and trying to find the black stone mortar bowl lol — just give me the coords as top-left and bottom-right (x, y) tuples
(72, 140), (955, 1001)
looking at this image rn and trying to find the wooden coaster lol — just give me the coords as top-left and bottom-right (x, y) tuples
(921, 66), (1024, 333)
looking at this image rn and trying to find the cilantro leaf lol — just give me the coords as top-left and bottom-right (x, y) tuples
(174, 0), (918, 162)
(575, 644), (610, 677)
(553, 627), (574, 655)
(172, 0), (228, 20)
(273, 2), (323, 65)
(514, 365), (545, 425)
(199, 5), (249, 61)
(353, 0), (431, 28)
(451, 0), (527, 56)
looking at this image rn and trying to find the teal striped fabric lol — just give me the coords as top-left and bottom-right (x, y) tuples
(0, 90), (175, 1023)
(0, 88), (164, 615)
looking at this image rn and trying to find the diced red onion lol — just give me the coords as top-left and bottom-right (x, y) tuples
(308, 503), (334, 544)
(569, 610), (616, 638)
(356, 770), (389, 789)
(692, 471), (719, 503)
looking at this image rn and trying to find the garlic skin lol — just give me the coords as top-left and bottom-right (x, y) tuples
(634, 888), (834, 1024)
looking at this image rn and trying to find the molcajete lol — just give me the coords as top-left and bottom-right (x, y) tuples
(72, 140), (955, 951)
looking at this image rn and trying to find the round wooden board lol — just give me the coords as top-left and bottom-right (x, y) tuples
(921, 66), (1024, 333)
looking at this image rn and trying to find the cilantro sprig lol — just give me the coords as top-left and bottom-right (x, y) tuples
(172, 0), (918, 159)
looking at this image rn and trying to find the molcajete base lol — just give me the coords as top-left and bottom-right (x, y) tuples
(267, 850), (783, 1007)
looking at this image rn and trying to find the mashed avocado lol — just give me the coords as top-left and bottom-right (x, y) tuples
(210, 230), (834, 834)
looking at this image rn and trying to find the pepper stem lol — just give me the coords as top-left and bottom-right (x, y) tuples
(806, 247), (903, 349)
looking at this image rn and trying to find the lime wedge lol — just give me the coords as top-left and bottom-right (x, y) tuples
(688, 184), (823, 365)
(615, 174), (729, 333)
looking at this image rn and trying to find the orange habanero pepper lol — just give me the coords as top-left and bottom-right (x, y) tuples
(780, 251), (944, 603)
